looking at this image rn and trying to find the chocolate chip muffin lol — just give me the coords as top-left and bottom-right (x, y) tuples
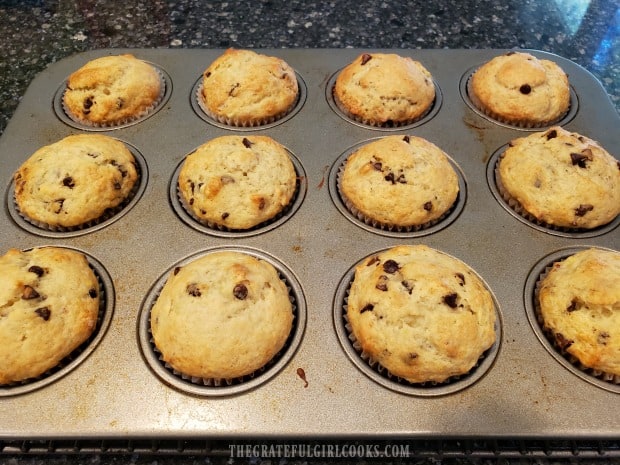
(150, 251), (294, 380)
(63, 54), (163, 126)
(339, 135), (459, 229)
(199, 48), (299, 127)
(469, 51), (570, 127)
(538, 248), (620, 377)
(333, 52), (435, 127)
(346, 244), (496, 384)
(0, 247), (100, 385)
(178, 135), (297, 230)
(13, 134), (139, 229)
(497, 127), (620, 229)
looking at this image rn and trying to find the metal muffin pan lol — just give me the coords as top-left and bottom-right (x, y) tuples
(0, 49), (618, 440)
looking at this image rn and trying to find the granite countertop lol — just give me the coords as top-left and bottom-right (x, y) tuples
(0, 1), (619, 464)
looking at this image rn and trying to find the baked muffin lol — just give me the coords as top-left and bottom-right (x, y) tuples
(178, 135), (297, 230)
(150, 251), (294, 380)
(346, 244), (496, 384)
(339, 135), (459, 229)
(538, 248), (620, 377)
(333, 52), (435, 127)
(63, 54), (163, 126)
(468, 51), (570, 127)
(200, 48), (299, 126)
(497, 126), (620, 229)
(13, 134), (139, 229)
(0, 247), (100, 385)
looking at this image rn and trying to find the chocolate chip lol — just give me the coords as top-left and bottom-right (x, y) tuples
(442, 292), (458, 308)
(384, 172), (395, 184)
(360, 53), (372, 65)
(408, 352), (418, 359)
(566, 299), (579, 312)
(22, 285), (40, 300)
(257, 198), (265, 210)
(546, 129), (558, 140)
(376, 275), (388, 292)
(360, 303), (374, 313)
(28, 265), (45, 277)
(83, 96), (94, 114)
(570, 151), (592, 168)
(597, 332), (610, 345)
(233, 283), (248, 300)
(383, 260), (399, 274)
(53, 199), (65, 214)
(403, 135), (410, 143)
(575, 204), (594, 217)
(519, 84), (532, 94)
(173, 266), (181, 275)
(367, 256), (380, 266)
(116, 97), (124, 109)
(88, 288), (98, 298)
(242, 137), (253, 148)
(455, 272), (465, 285)
(62, 176), (75, 188)
(401, 280), (413, 294)
(35, 307), (51, 321)
(113, 181), (121, 190)
(506, 51), (516, 56)
(228, 82), (240, 96)
(189, 198), (194, 205)
(205, 71), (211, 78)
(423, 201), (433, 211)
(186, 283), (201, 297)
(372, 161), (383, 171)
(222, 212), (229, 219)
(554, 332), (573, 350)
(396, 173), (406, 184)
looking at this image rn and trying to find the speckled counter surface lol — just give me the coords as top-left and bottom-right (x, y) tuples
(0, 1), (619, 464)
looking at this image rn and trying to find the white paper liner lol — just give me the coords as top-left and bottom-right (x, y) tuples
(196, 81), (299, 128)
(61, 66), (167, 128)
(533, 261), (620, 385)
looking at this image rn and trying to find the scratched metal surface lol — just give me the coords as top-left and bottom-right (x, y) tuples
(0, 49), (618, 440)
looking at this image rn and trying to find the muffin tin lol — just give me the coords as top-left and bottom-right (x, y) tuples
(0, 49), (618, 440)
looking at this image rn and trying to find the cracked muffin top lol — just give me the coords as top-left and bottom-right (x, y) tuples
(333, 52), (435, 127)
(538, 248), (620, 377)
(339, 135), (459, 228)
(200, 48), (299, 127)
(497, 126), (620, 229)
(346, 244), (496, 384)
(63, 54), (162, 126)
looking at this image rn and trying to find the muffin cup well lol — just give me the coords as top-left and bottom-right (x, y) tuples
(0, 247), (114, 396)
(529, 249), (620, 390)
(9, 143), (147, 238)
(138, 247), (306, 397)
(333, 256), (502, 397)
(464, 69), (575, 129)
(56, 64), (170, 130)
